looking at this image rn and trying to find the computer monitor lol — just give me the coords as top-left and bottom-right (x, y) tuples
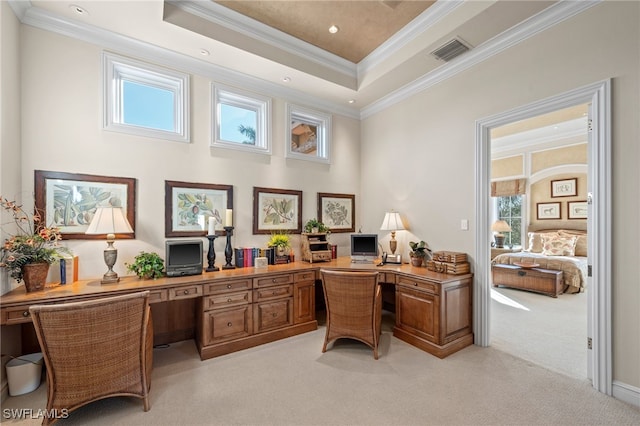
(350, 234), (378, 263)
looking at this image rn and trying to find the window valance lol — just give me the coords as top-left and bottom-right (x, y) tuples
(491, 178), (526, 197)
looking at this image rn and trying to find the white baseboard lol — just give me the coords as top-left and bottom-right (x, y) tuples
(613, 380), (640, 408)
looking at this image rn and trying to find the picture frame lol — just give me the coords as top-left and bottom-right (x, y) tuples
(253, 187), (302, 234)
(317, 192), (355, 233)
(536, 202), (561, 220)
(285, 103), (331, 164)
(551, 178), (577, 197)
(568, 201), (588, 219)
(34, 170), (136, 240)
(165, 180), (233, 237)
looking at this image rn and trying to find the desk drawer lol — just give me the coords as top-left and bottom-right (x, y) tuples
(203, 291), (252, 311)
(204, 279), (252, 295)
(396, 276), (437, 294)
(253, 284), (293, 302)
(149, 289), (168, 304)
(169, 285), (202, 300)
(2, 305), (36, 325)
(294, 271), (316, 282)
(253, 274), (293, 288)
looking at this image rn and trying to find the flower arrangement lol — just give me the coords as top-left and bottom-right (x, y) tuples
(0, 196), (68, 282)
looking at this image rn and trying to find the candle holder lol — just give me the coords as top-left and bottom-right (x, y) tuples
(222, 226), (236, 269)
(206, 235), (219, 272)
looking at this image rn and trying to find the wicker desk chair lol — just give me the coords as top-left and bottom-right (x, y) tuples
(320, 269), (382, 359)
(29, 291), (153, 425)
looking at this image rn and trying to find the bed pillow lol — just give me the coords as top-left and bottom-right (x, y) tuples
(541, 234), (577, 256)
(558, 231), (588, 257)
(526, 232), (557, 253)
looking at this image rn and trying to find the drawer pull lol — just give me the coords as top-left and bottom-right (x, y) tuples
(227, 298), (232, 302)
(227, 322), (232, 327)
(272, 291), (276, 295)
(518, 271), (526, 277)
(413, 282), (418, 286)
(184, 290), (189, 295)
(227, 284), (232, 289)
(22, 311), (30, 317)
(272, 279), (276, 283)
(272, 313), (277, 317)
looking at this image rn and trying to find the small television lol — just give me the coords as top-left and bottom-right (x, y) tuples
(350, 234), (378, 263)
(165, 239), (203, 277)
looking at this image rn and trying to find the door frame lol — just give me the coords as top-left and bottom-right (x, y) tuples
(474, 80), (611, 395)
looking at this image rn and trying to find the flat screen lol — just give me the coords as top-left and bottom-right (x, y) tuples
(166, 240), (202, 267)
(350, 234), (378, 257)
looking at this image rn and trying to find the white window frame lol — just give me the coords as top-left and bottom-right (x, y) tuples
(103, 52), (190, 143)
(285, 104), (331, 164)
(212, 85), (271, 155)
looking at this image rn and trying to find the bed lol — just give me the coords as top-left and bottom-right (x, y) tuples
(491, 228), (588, 294)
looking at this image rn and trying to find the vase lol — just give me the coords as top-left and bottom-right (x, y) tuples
(410, 256), (424, 267)
(276, 246), (286, 257)
(21, 262), (50, 292)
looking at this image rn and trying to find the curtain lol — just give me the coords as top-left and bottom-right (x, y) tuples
(491, 178), (526, 197)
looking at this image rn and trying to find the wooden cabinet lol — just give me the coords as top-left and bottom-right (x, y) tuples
(394, 273), (473, 358)
(293, 271), (316, 324)
(301, 233), (332, 263)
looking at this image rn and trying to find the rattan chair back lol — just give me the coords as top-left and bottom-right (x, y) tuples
(29, 290), (153, 425)
(320, 269), (382, 359)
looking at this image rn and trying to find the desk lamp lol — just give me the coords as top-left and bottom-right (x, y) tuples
(380, 211), (405, 263)
(86, 206), (134, 284)
(491, 220), (512, 248)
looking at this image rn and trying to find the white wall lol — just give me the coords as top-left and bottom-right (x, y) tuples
(361, 2), (639, 388)
(18, 26), (361, 280)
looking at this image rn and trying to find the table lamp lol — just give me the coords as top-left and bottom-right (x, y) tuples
(380, 211), (405, 257)
(491, 220), (512, 248)
(86, 206), (134, 284)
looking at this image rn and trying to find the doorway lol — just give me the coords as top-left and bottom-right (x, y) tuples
(474, 80), (612, 395)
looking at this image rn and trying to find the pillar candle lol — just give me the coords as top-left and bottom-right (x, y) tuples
(225, 209), (233, 227)
(208, 217), (215, 235)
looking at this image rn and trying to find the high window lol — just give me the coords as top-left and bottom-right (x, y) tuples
(103, 52), (190, 142)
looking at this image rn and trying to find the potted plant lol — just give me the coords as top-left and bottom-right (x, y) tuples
(0, 196), (69, 292)
(409, 240), (431, 267)
(304, 219), (329, 234)
(267, 232), (291, 257)
(126, 251), (165, 279)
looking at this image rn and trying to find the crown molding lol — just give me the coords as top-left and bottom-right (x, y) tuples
(360, 0), (601, 119)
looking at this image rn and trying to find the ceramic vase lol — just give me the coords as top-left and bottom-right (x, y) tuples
(21, 262), (50, 292)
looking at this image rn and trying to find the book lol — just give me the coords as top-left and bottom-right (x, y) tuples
(235, 248), (244, 268)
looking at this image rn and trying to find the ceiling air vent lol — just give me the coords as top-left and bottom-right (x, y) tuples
(430, 38), (471, 62)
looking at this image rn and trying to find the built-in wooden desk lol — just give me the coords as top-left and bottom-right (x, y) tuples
(1, 257), (473, 360)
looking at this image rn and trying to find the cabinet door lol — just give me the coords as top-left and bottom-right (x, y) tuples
(294, 280), (315, 324)
(396, 286), (440, 343)
(253, 298), (293, 333)
(201, 305), (252, 346)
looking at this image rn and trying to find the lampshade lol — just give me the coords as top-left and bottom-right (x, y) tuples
(380, 212), (405, 231)
(86, 207), (133, 235)
(491, 220), (512, 233)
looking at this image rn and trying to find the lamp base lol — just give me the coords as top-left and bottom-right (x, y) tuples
(101, 275), (120, 285)
(494, 235), (506, 249)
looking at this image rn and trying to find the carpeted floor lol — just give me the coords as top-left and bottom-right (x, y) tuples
(2, 311), (638, 425)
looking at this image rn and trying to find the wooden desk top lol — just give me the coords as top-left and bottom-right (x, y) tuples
(0, 257), (471, 309)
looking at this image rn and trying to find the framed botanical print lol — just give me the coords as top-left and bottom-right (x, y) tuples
(34, 170), (136, 240)
(536, 202), (561, 220)
(253, 187), (302, 234)
(317, 192), (355, 233)
(165, 180), (233, 237)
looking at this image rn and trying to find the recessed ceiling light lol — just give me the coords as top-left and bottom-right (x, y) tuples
(282, 77), (291, 83)
(69, 4), (88, 15)
(200, 49), (210, 56)
(329, 25), (339, 34)
(348, 99), (356, 104)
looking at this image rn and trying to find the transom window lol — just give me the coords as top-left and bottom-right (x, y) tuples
(103, 52), (190, 142)
(212, 85), (271, 154)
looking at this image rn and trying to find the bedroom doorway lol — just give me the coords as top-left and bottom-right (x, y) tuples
(474, 80), (612, 395)
(489, 103), (589, 380)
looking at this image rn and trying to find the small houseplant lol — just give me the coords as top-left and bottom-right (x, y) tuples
(0, 196), (68, 291)
(126, 251), (165, 279)
(409, 240), (431, 267)
(304, 219), (329, 233)
(267, 232), (291, 256)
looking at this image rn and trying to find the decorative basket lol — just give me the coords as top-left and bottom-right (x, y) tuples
(426, 260), (470, 275)
(432, 251), (468, 263)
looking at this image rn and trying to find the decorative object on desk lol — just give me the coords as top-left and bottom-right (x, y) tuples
(428, 251), (470, 275)
(491, 220), (512, 248)
(409, 240), (431, 267)
(267, 231), (291, 257)
(0, 196), (69, 292)
(164, 180), (232, 238)
(205, 235), (219, 272)
(85, 206), (134, 284)
(317, 192), (355, 233)
(380, 211), (405, 256)
(34, 170), (136, 240)
(303, 218), (329, 234)
(222, 226), (236, 269)
(254, 256), (268, 268)
(126, 251), (164, 279)
(253, 187), (302, 234)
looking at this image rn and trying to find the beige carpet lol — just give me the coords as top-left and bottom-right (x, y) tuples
(2, 312), (638, 425)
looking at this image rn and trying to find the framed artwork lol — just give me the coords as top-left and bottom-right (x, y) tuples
(551, 178), (577, 197)
(317, 192), (355, 233)
(568, 201), (588, 219)
(34, 170), (136, 240)
(285, 103), (331, 164)
(165, 180), (233, 237)
(253, 187), (302, 234)
(536, 202), (561, 220)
